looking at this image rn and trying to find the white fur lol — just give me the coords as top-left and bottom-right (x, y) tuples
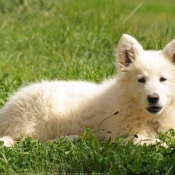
(1, 34), (175, 147)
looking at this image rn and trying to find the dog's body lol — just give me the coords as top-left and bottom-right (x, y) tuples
(1, 34), (175, 146)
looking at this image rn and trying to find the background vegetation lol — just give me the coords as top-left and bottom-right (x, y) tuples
(0, 0), (175, 174)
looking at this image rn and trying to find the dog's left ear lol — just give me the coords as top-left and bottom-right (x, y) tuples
(116, 34), (143, 73)
(163, 39), (175, 64)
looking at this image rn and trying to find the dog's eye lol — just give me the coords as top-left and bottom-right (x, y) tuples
(138, 78), (146, 83)
(160, 77), (167, 82)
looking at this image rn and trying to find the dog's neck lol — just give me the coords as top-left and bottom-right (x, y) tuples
(152, 121), (159, 134)
(147, 120), (159, 135)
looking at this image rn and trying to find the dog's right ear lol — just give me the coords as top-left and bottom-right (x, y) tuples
(116, 34), (143, 73)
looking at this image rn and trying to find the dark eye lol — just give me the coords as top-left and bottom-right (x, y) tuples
(160, 77), (167, 82)
(138, 78), (146, 83)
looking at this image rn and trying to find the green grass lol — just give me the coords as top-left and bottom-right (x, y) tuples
(1, 129), (175, 174)
(1, 0), (175, 174)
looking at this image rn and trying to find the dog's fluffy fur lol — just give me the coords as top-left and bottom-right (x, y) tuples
(1, 34), (175, 146)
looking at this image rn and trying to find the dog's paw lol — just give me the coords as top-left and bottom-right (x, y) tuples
(142, 139), (167, 147)
(131, 134), (167, 147)
(0, 136), (14, 147)
(134, 137), (168, 147)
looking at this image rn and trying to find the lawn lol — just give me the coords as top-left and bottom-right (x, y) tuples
(0, 0), (175, 174)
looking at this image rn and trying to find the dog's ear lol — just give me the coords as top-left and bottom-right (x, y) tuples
(116, 34), (143, 73)
(162, 39), (175, 64)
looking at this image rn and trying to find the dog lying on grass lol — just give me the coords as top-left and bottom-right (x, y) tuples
(0, 34), (175, 147)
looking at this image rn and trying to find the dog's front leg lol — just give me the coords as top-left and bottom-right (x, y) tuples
(46, 135), (80, 143)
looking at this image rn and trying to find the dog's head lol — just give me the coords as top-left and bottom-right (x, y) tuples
(116, 34), (175, 116)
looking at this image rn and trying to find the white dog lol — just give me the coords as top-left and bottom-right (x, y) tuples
(1, 34), (175, 147)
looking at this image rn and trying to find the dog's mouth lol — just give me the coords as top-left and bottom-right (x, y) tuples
(147, 106), (162, 114)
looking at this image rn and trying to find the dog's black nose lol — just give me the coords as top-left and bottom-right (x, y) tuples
(147, 93), (159, 104)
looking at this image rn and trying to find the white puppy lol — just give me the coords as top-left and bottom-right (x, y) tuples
(1, 34), (175, 146)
